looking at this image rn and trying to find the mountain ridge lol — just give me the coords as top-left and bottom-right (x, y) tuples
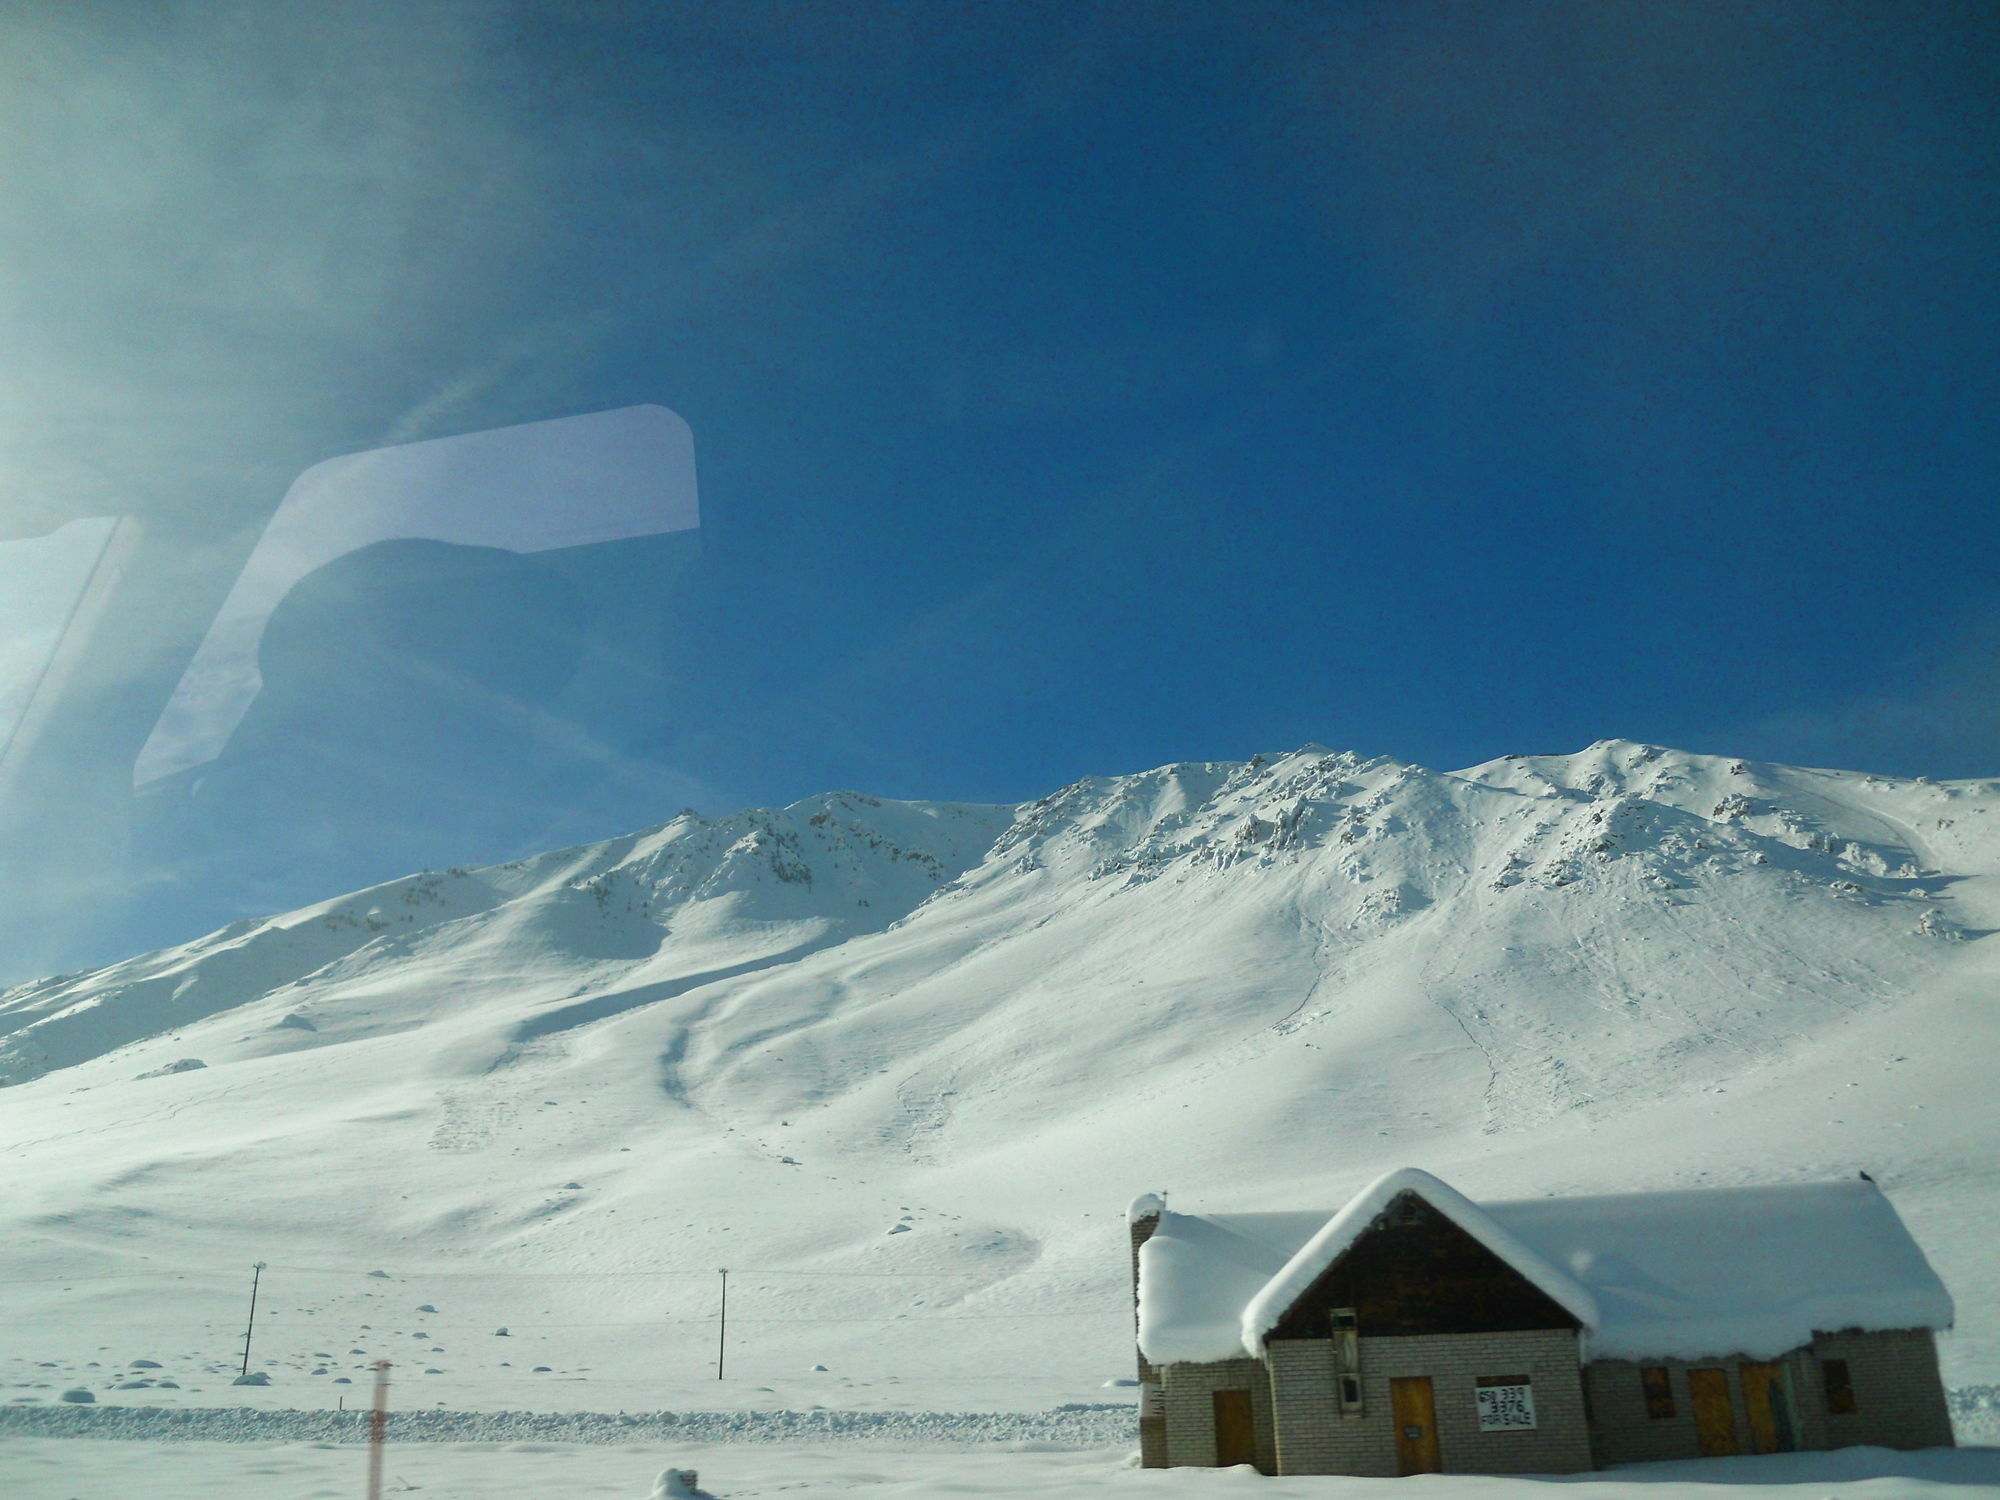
(2, 739), (1997, 1406)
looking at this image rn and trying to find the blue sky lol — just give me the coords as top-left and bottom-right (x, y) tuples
(3, 1), (1998, 965)
(569, 0), (2000, 801)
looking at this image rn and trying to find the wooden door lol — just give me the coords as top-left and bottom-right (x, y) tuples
(1688, 1368), (1739, 1457)
(1741, 1362), (1795, 1454)
(1212, 1389), (1256, 1468)
(1391, 1376), (1443, 1476)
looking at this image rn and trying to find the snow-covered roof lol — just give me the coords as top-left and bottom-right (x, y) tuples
(1136, 1209), (1330, 1366)
(1487, 1179), (1954, 1361)
(1241, 1169), (1598, 1354)
(1136, 1170), (1953, 1366)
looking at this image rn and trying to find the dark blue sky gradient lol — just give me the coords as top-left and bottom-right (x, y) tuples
(539, 0), (2000, 802)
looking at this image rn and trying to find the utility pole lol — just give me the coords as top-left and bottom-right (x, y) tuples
(239, 1262), (267, 1378)
(716, 1268), (728, 1380)
(366, 1360), (391, 1500)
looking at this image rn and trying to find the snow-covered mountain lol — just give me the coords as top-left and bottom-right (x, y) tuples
(3, 741), (1998, 1416)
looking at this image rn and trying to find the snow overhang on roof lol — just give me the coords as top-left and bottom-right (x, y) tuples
(1240, 1168), (1600, 1356)
(1135, 1169), (1953, 1368)
(1483, 1178), (1956, 1363)
(1137, 1208), (1331, 1366)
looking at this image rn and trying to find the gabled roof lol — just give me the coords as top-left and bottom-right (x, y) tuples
(1135, 1169), (1954, 1366)
(1239, 1168), (1598, 1354)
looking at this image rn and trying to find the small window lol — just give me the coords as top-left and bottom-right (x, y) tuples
(1330, 1309), (1362, 1413)
(1640, 1366), (1675, 1419)
(1821, 1358), (1857, 1415)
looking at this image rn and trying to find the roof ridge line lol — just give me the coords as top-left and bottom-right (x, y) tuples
(1238, 1167), (1600, 1357)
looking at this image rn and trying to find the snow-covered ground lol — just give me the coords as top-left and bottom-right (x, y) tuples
(2, 1438), (1998, 1500)
(2, 741), (1997, 1495)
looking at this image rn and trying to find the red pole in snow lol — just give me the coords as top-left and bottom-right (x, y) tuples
(366, 1360), (391, 1500)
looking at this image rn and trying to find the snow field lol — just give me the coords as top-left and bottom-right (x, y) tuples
(1, 1438), (1997, 1500)
(0, 1402), (1139, 1445)
(3, 741), (1998, 1435)
(0, 1254), (1135, 1415)
(5, 1393), (1998, 1445)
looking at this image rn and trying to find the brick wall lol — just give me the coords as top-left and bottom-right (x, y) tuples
(1585, 1328), (1952, 1467)
(1584, 1353), (1799, 1466)
(1810, 1328), (1954, 1451)
(1267, 1328), (1592, 1476)
(1160, 1357), (1277, 1473)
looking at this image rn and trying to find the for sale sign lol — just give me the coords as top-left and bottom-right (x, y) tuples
(1474, 1374), (1536, 1431)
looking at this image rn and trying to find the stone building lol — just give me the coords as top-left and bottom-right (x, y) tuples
(1131, 1168), (1954, 1476)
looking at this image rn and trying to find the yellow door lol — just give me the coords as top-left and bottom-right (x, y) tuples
(1391, 1376), (1442, 1475)
(1688, 1368), (1739, 1457)
(1741, 1362), (1795, 1454)
(1212, 1388), (1256, 1468)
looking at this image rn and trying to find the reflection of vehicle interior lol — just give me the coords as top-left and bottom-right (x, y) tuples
(0, 516), (135, 802)
(137, 405), (697, 787)
(136, 527), (700, 929)
(0, 407), (699, 977)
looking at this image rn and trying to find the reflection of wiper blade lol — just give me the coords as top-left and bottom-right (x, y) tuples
(135, 404), (698, 789)
(0, 515), (137, 794)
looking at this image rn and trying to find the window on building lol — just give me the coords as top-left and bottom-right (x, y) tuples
(1821, 1358), (1858, 1414)
(1331, 1307), (1362, 1414)
(1641, 1366), (1676, 1419)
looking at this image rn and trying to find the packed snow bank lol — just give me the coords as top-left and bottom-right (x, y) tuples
(1953, 1382), (2000, 1442)
(0, 1403), (1136, 1448)
(649, 1467), (704, 1499)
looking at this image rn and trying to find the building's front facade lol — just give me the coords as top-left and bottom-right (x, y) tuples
(1131, 1169), (1955, 1477)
